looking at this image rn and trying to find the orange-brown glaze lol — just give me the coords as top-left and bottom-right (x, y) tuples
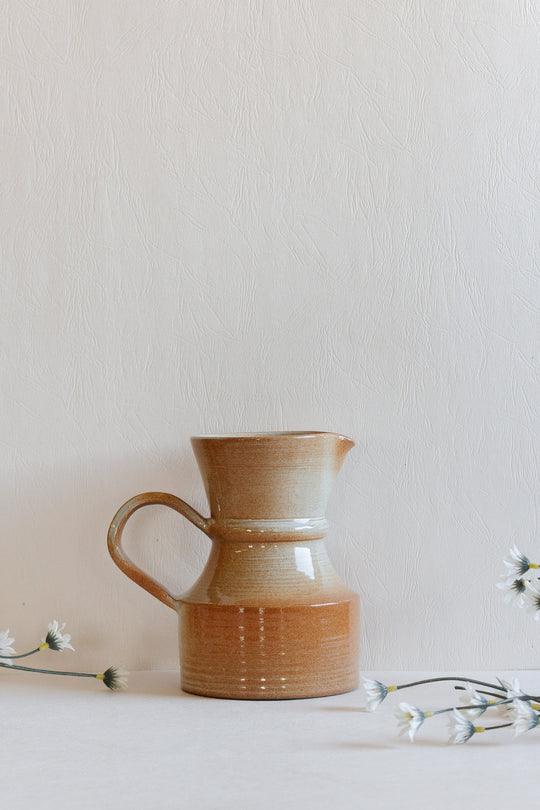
(108, 431), (359, 699)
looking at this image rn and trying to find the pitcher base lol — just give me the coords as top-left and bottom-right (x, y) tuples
(179, 599), (360, 700)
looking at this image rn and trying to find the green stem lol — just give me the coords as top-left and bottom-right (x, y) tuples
(396, 676), (506, 692)
(0, 661), (98, 679)
(454, 686), (506, 700)
(395, 677), (540, 702)
(432, 698), (514, 716)
(0, 647), (42, 660)
(394, 677), (540, 705)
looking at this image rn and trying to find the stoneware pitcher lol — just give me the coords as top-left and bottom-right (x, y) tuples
(107, 431), (359, 699)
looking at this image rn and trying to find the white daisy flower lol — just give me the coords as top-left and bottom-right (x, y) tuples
(0, 629), (16, 664)
(497, 677), (523, 696)
(511, 700), (539, 736)
(363, 678), (390, 711)
(524, 580), (540, 620)
(503, 545), (534, 581)
(496, 577), (527, 607)
(395, 703), (425, 741)
(41, 621), (74, 652)
(495, 678), (524, 716)
(459, 683), (488, 718)
(448, 708), (476, 744)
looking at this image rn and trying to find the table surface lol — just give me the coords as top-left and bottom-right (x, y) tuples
(2, 668), (539, 809)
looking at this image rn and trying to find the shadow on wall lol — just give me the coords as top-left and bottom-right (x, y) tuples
(0, 451), (211, 669)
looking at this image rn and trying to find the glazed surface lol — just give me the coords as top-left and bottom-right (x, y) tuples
(179, 599), (360, 699)
(108, 431), (359, 699)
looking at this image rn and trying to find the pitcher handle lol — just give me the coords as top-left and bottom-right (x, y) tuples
(107, 491), (210, 611)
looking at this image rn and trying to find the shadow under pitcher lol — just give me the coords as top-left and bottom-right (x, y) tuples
(107, 431), (359, 699)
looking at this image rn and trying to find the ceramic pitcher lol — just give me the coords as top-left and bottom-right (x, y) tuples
(107, 431), (359, 699)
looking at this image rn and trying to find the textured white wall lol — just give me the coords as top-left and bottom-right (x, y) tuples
(1, 1), (538, 673)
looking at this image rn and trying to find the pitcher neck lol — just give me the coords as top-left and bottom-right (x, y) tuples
(206, 516), (329, 543)
(191, 431), (354, 522)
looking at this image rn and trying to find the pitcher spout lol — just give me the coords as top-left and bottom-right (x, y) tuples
(191, 431), (354, 523)
(332, 431), (355, 455)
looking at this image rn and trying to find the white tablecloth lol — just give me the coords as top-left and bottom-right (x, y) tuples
(2, 668), (538, 809)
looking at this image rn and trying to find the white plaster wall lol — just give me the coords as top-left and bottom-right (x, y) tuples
(1, 1), (538, 672)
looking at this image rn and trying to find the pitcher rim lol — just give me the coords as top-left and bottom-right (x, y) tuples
(191, 431), (354, 444)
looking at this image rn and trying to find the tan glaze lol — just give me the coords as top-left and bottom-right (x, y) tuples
(108, 431), (359, 699)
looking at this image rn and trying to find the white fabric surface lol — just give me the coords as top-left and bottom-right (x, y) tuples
(3, 669), (538, 809)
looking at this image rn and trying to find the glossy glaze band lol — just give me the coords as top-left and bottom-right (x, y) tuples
(206, 516), (329, 541)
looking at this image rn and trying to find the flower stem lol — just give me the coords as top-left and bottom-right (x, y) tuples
(396, 676), (506, 692)
(396, 678), (540, 704)
(0, 661), (100, 680)
(432, 698), (515, 716)
(454, 686), (506, 700)
(0, 647), (42, 660)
